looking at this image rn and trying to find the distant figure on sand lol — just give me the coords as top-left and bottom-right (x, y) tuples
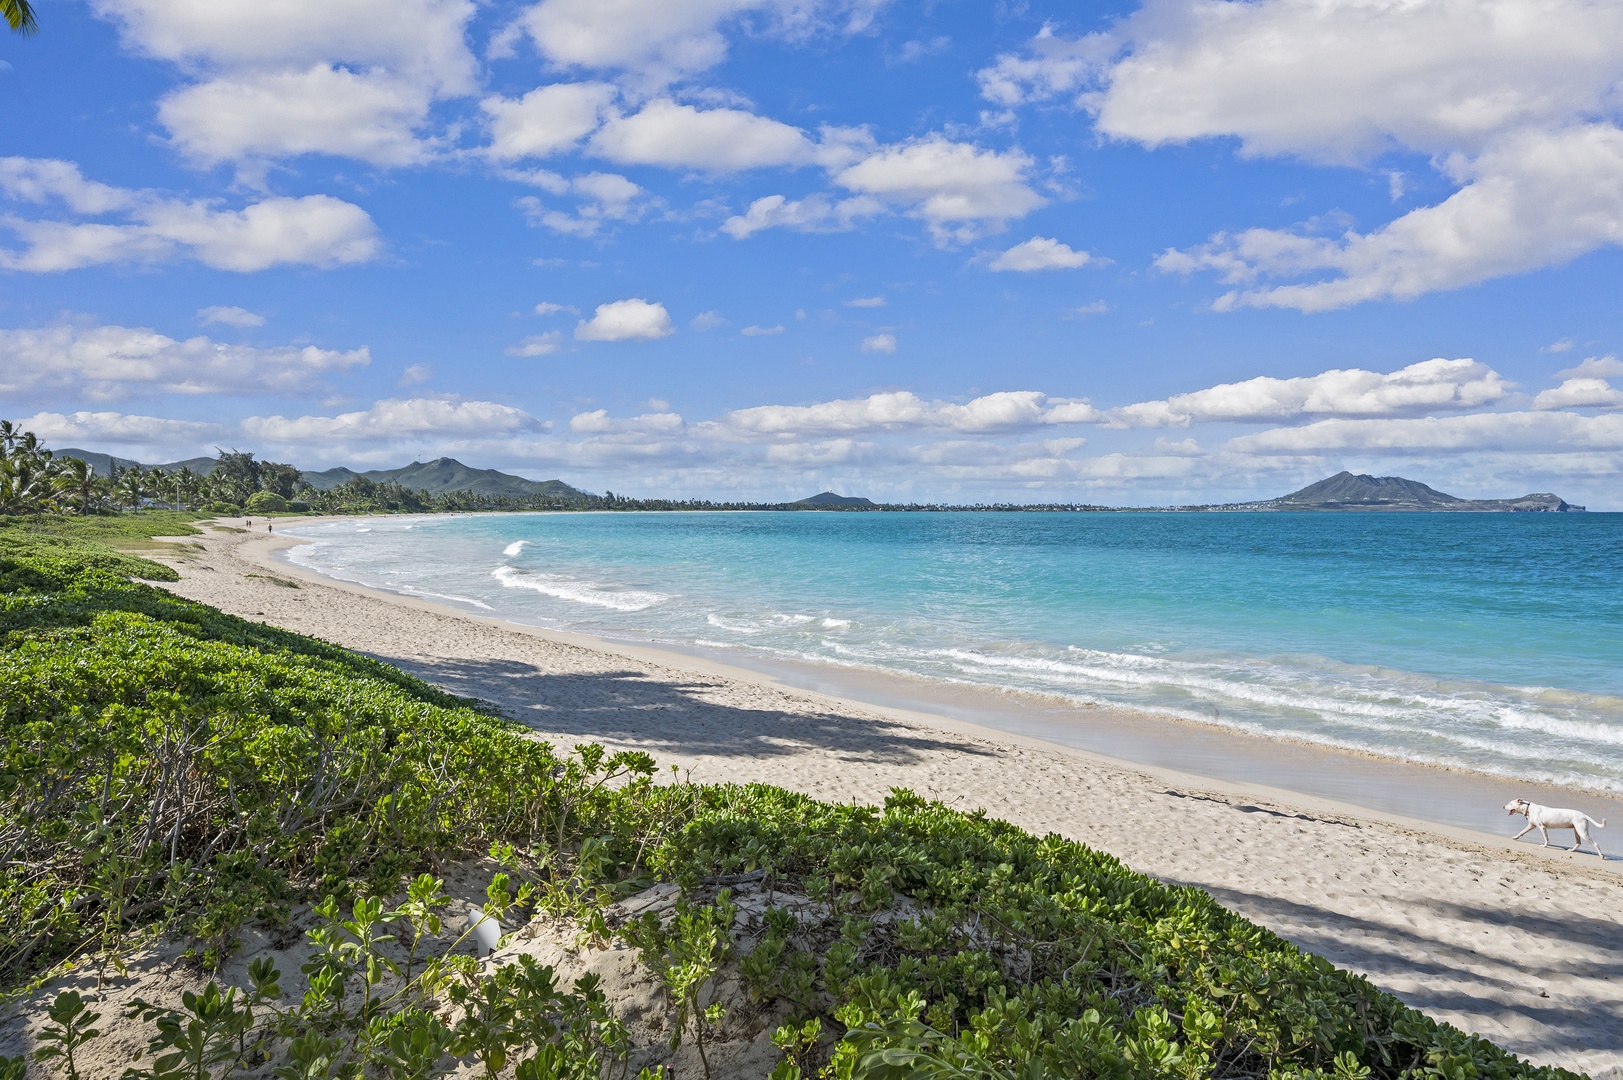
(1506, 798), (1606, 856)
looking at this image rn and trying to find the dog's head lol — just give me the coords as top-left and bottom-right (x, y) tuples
(1505, 798), (1531, 817)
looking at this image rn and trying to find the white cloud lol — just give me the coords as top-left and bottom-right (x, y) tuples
(720, 192), (883, 238)
(197, 305), (265, 328)
(1160, 125), (1623, 311)
(985, 0), (1623, 307)
(860, 332), (897, 354)
(534, 301), (579, 316)
(519, 0), (888, 89)
(1543, 338), (1576, 353)
(568, 408), (685, 434)
(0, 157), (135, 214)
(741, 324), (784, 336)
(0, 322), (369, 401)
(716, 390), (1101, 436)
(0, 162), (381, 272)
(589, 100), (816, 171)
(16, 409), (226, 449)
(516, 172), (657, 236)
(507, 331), (564, 356)
(95, 0), (478, 169)
(1109, 358), (1510, 427)
(988, 235), (1092, 271)
(691, 310), (728, 330)
(160, 67), (434, 168)
(575, 298), (675, 341)
(1228, 410), (1623, 455)
(399, 364), (433, 385)
(243, 397), (539, 443)
(1557, 355), (1623, 379)
(835, 136), (1044, 243)
(483, 82), (617, 160)
(1533, 378), (1623, 410)
(847, 295), (886, 307)
(1072, 300), (1111, 315)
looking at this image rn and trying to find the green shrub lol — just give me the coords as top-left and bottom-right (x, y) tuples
(206, 502), (241, 515)
(244, 492), (289, 513)
(286, 500), (311, 513)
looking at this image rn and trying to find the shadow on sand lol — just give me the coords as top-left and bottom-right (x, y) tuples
(371, 652), (992, 766)
(1188, 882), (1623, 1060)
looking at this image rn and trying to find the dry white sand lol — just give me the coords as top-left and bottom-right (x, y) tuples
(142, 519), (1623, 1077)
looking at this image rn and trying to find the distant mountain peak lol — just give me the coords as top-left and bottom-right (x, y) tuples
(796, 491), (875, 507)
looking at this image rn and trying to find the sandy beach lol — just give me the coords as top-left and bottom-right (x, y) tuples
(150, 519), (1623, 1078)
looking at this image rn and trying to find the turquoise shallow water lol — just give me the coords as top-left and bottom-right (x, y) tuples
(283, 511), (1623, 794)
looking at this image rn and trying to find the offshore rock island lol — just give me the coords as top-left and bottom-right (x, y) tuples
(1213, 471), (1586, 513)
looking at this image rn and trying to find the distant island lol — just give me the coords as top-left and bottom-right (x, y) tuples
(52, 448), (1586, 513)
(1211, 471), (1584, 513)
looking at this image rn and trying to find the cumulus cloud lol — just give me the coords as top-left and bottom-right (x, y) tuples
(516, 172), (657, 236)
(741, 324), (784, 336)
(847, 295), (886, 307)
(835, 136), (1044, 243)
(534, 301), (579, 315)
(0, 322), (369, 401)
(716, 390), (1101, 437)
(159, 66), (435, 168)
(988, 236), (1092, 271)
(1159, 125), (1623, 311)
(575, 298), (675, 341)
(691, 310), (728, 330)
(1557, 355), (1623, 379)
(983, 0), (1623, 307)
(507, 331), (564, 356)
(568, 408), (684, 434)
(483, 82), (617, 160)
(1533, 378), (1623, 410)
(16, 409), (226, 449)
(519, 0), (889, 89)
(589, 100), (818, 171)
(243, 397), (539, 443)
(197, 305), (265, 328)
(94, 0), (478, 169)
(859, 333), (897, 354)
(1109, 358), (1510, 427)
(0, 157), (134, 214)
(0, 160), (381, 272)
(1228, 411), (1623, 455)
(720, 192), (883, 238)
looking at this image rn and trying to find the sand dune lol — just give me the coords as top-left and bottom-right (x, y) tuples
(148, 520), (1623, 1077)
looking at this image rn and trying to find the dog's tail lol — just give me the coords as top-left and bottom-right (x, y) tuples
(1585, 815), (1608, 829)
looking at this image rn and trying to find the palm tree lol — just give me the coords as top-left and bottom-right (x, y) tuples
(53, 457), (102, 514)
(115, 468), (146, 512)
(3, 0), (38, 34)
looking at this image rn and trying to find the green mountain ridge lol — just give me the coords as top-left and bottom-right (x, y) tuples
(298, 457), (588, 499)
(53, 450), (589, 501)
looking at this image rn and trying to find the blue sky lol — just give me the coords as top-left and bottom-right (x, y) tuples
(4, 0), (1623, 506)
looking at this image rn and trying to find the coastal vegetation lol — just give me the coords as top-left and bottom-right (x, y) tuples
(0, 517), (1580, 1079)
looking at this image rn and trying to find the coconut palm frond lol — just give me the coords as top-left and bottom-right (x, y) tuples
(2, 0), (38, 34)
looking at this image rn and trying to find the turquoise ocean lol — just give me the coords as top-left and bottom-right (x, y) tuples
(283, 511), (1623, 795)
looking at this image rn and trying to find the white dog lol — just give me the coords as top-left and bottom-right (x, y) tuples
(1505, 798), (1607, 856)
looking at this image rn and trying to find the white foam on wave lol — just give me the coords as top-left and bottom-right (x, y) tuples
(491, 565), (668, 611)
(398, 585), (494, 610)
(503, 540), (528, 557)
(822, 618), (851, 629)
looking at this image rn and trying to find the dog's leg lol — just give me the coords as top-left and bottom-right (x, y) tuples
(1512, 823), (1535, 841)
(1538, 826), (1551, 847)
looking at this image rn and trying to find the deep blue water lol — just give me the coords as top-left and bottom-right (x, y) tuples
(284, 511), (1623, 793)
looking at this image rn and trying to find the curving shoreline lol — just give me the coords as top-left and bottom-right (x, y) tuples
(153, 516), (1623, 1076)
